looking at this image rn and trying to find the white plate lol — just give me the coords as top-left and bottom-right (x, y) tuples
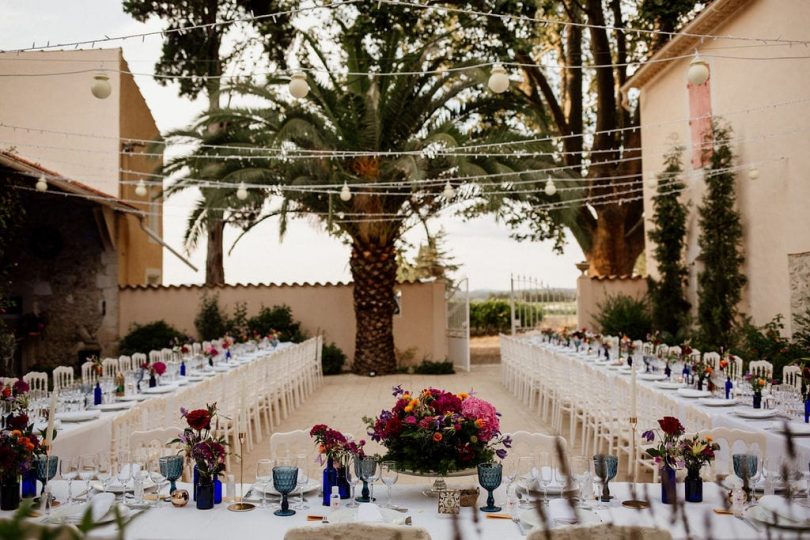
(744, 503), (810, 529)
(252, 478), (320, 496)
(520, 507), (600, 530)
(606, 365), (625, 371)
(141, 386), (175, 395)
(117, 394), (149, 401)
(172, 379), (189, 386)
(56, 410), (102, 422)
(698, 398), (738, 407)
(734, 408), (778, 419)
(213, 365), (230, 372)
(328, 506), (404, 524)
(43, 503), (133, 525)
(654, 381), (684, 390)
(92, 478), (156, 494)
(94, 402), (133, 411)
(676, 388), (712, 398)
(638, 373), (667, 381)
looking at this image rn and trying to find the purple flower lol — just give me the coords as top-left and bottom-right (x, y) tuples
(641, 430), (655, 442)
(391, 385), (404, 397)
(495, 448), (508, 460)
(502, 435), (513, 448)
(180, 407), (189, 417)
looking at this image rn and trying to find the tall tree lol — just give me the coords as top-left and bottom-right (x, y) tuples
(647, 144), (690, 342)
(697, 122), (746, 350)
(123, 0), (291, 285)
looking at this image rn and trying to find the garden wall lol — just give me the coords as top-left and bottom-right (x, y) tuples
(118, 280), (448, 367)
(576, 274), (647, 332)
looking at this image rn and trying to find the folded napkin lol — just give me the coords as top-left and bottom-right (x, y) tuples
(89, 493), (115, 521)
(355, 503), (385, 522)
(548, 498), (578, 524)
(758, 495), (810, 523)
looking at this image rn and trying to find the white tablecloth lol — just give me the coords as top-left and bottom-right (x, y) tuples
(7, 480), (786, 539)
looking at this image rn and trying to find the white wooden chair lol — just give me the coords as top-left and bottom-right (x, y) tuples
(129, 426), (183, 453)
(782, 365), (802, 390)
(0, 377), (19, 387)
(132, 353), (147, 370)
(698, 427), (767, 480)
(118, 355), (134, 373)
(284, 523), (431, 540)
(748, 360), (773, 380)
(52, 366), (74, 391)
(703, 352), (721, 371)
(23, 371), (48, 392)
(101, 358), (119, 378)
(270, 430), (317, 461)
(728, 355), (744, 380)
(80, 362), (98, 385)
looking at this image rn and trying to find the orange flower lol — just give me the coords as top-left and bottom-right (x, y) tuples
(433, 432), (443, 442)
(402, 393), (411, 401)
(404, 405), (414, 413)
(318, 443), (326, 454)
(705, 367), (713, 375)
(458, 392), (469, 400)
(10, 430), (21, 438)
(474, 419), (484, 429)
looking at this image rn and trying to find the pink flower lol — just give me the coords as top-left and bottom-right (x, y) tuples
(404, 416), (417, 425)
(461, 396), (500, 440)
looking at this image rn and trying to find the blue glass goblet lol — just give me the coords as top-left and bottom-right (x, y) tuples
(593, 454), (618, 502)
(35, 455), (59, 496)
(477, 462), (502, 512)
(355, 456), (377, 502)
(159, 455), (184, 494)
(733, 454), (758, 498)
(273, 466), (298, 517)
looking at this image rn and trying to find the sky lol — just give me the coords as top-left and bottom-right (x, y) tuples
(0, 0), (583, 290)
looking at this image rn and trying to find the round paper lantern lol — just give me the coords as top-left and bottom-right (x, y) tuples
(544, 178), (557, 197)
(339, 182), (352, 202)
(91, 73), (112, 99)
(288, 71), (309, 99)
(687, 55), (709, 86)
(35, 176), (48, 192)
(487, 64), (510, 94)
(135, 179), (148, 197)
(236, 181), (248, 200)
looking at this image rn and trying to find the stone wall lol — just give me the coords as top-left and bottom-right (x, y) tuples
(789, 251), (810, 335)
(5, 189), (118, 373)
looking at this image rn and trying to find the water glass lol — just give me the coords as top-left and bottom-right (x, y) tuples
(380, 461), (399, 509)
(293, 454), (309, 510)
(272, 466), (298, 517)
(159, 455), (184, 494)
(60, 457), (79, 503)
(255, 459), (273, 508)
(477, 462), (503, 512)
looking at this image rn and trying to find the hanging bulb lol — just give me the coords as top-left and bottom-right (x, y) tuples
(687, 52), (709, 86)
(288, 71), (309, 99)
(135, 179), (147, 197)
(337, 211), (345, 219)
(443, 181), (455, 199)
(488, 63), (510, 94)
(339, 182), (352, 202)
(91, 73), (112, 99)
(544, 177), (557, 197)
(646, 176), (658, 189)
(748, 166), (760, 180)
(35, 175), (48, 192)
(236, 181), (248, 200)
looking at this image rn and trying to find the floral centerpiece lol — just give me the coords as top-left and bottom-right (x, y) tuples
(365, 386), (511, 476)
(309, 424), (365, 504)
(203, 345), (219, 367)
(170, 403), (227, 510)
(746, 374), (768, 409)
(0, 380), (44, 509)
(642, 416), (686, 504)
(678, 433), (719, 502)
(691, 359), (713, 391)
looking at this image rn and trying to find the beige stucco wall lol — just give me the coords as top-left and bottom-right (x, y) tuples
(577, 276), (648, 332)
(118, 281), (449, 366)
(636, 0), (810, 334)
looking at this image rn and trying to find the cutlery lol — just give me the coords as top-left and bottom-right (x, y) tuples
(736, 514), (763, 532)
(512, 515), (528, 536)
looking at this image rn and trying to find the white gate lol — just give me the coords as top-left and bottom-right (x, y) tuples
(446, 277), (470, 371)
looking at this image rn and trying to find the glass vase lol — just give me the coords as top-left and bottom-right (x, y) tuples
(21, 468), (36, 498)
(322, 458), (351, 506)
(753, 391), (762, 409)
(195, 477), (214, 510)
(0, 474), (20, 511)
(804, 400), (809, 423)
(660, 465), (676, 505)
(684, 467), (703, 502)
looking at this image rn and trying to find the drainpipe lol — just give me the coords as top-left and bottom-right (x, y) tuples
(137, 216), (198, 272)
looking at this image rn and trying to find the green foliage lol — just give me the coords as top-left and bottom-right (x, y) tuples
(0, 498), (136, 539)
(397, 229), (460, 287)
(594, 294), (652, 340)
(647, 144), (691, 340)
(194, 294), (228, 341)
(792, 299), (810, 352)
(247, 305), (306, 343)
(321, 342), (347, 375)
(412, 360), (456, 375)
(697, 122), (747, 350)
(470, 300), (543, 336)
(228, 302), (249, 339)
(119, 321), (187, 356)
(731, 315), (810, 379)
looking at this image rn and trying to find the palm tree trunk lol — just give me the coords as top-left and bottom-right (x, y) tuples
(205, 219), (225, 286)
(350, 240), (397, 375)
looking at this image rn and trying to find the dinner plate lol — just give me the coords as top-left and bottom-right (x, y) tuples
(676, 388), (712, 398)
(94, 402), (133, 412)
(56, 410), (102, 422)
(117, 394), (149, 402)
(92, 478), (156, 494)
(734, 408), (778, 419)
(698, 398), (738, 407)
(252, 478), (320, 496)
(43, 503), (133, 526)
(187, 374), (205, 381)
(328, 506), (404, 524)
(141, 386), (175, 395)
(654, 381), (684, 390)
(213, 365), (230, 372)
(744, 503), (810, 530)
(520, 507), (599, 530)
(638, 373), (667, 381)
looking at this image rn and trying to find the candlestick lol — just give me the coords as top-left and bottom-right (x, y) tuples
(630, 365), (637, 419)
(227, 431), (255, 512)
(622, 416), (650, 509)
(45, 389), (58, 449)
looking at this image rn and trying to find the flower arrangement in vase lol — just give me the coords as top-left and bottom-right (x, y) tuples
(691, 359), (713, 392)
(746, 374), (767, 409)
(0, 380), (44, 509)
(642, 416), (686, 504)
(309, 424), (365, 505)
(365, 386), (511, 477)
(204, 345), (219, 367)
(170, 403), (228, 510)
(149, 361), (166, 388)
(678, 433), (720, 502)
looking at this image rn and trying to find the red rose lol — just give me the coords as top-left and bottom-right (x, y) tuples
(658, 416), (684, 437)
(186, 409), (211, 431)
(6, 413), (28, 431)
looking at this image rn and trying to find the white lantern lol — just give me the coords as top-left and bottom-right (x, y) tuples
(236, 181), (248, 200)
(646, 176), (658, 189)
(488, 63), (510, 94)
(35, 175), (48, 192)
(687, 54), (709, 86)
(748, 166), (759, 180)
(442, 181), (455, 199)
(135, 179), (148, 197)
(339, 182), (352, 202)
(91, 73), (112, 99)
(288, 71), (310, 99)
(544, 177), (557, 197)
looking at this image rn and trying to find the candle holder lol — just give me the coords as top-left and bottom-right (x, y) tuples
(622, 416), (650, 509)
(228, 432), (256, 512)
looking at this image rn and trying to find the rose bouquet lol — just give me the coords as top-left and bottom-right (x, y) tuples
(365, 386), (511, 475)
(642, 416), (686, 469)
(170, 403), (228, 482)
(309, 424), (365, 465)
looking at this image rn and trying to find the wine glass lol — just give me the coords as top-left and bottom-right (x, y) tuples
(477, 462), (503, 512)
(147, 454), (167, 505)
(78, 454), (97, 499)
(293, 454), (310, 510)
(380, 461), (399, 509)
(571, 456), (591, 507)
(538, 451), (553, 505)
(131, 449), (150, 505)
(116, 451), (132, 492)
(60, 457), (79, 504)
(159, 455), (184, 495)
(255, 459), (273, 509)
(346, 467), (360, 508)
(356, 456), (377, 503)
(272, 466), (298, 517)
(35, 455), (59, 496)
(96, 453), (112, 494)
(515, 456), (536, 509)
(732, 454), (759, 494)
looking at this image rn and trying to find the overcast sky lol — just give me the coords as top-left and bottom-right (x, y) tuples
(0, 0), (583, 290)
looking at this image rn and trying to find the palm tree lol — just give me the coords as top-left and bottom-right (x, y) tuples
(172, 19), (553, 374)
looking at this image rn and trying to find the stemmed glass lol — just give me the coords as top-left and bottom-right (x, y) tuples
(159, 455), (184, 495)
(272, 466), (298, 517)
(355, 456), (377, 502)
(35, 455), (59, 497)
(147, 454), (167, 505)
(293, 454), (310, 510)
(538, 452), (553, 505)
(592, 455), (618, 508)
(733, 453), (759, 500)
(60, 457), (79, 504)
(78, 455), (97, 500)
(571, 457), (591, 507)
(255, 459), (273, 509)
(380, 461), (399, 509)
(477, 462), (503, 512)
(96, 453), (112, 494)
(346, 468), (360, 508)
(515, 456), (536, 508)
(116, 451), (132, 492)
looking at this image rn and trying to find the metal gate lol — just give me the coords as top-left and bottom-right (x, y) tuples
(446, 277), (470, 371)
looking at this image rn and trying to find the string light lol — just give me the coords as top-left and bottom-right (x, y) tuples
(339, 182), (352, 201)
(288, 71), (309, 99)
(687, 52), (710, 85)
(236, 181), (248, 200)
(487, 63), (510, 94)
(134, 179), (147, 197)
(35, 175), (47, 192)
(544, 177), (557, 196)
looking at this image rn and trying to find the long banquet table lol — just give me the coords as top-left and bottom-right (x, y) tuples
(11, 480), (782, 539)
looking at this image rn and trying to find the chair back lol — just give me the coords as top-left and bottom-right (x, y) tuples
(782, 365), (802, 389)
(129, 427), (183, 455)
(102, 358), (119, 378)
(81, 362), (98, 385)
(270, 430), (314, 459)
(698, 427), (767, 478)
(508, 431), (569, 468)
(52, 366), (74, 391)
(748, 360), (773, 379)
(23, 371), (48, 392)
(284, 523), (431, 540)
(118, 355), (134, 373)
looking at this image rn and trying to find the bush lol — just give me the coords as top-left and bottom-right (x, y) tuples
(412, 360), (455, 375)
(194, 294), (227, 341)
(119, 321), (186, 356)
(730, 315), (810, 380)
(470, 300), (543, 336)
(322, 342), (346, 375)
(594, 294), (652, 340)
(247, 304), (307, 343)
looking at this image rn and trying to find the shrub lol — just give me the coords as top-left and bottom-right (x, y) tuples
(412, 360), (455, 375)
(247, 304), (307, 343)
(227, 302), (249, 339)
(731, 315), (810, 380)
(119, 321), (186, 356)
(594, 294), (652, 340)
(470, 300), (543, 336)
(321, 342), (346, 375)
(194, 294), (227, 340)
